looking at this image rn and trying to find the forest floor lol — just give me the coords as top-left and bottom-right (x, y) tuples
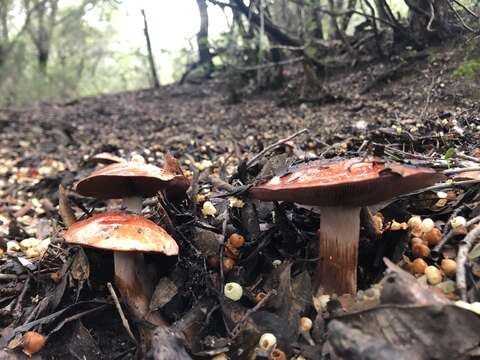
(1, 41), (480, 359)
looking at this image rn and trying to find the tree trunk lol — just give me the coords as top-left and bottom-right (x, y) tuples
(141, 9), (160, 88)
(407, 0), (452, 43)
(195, 0), (212, 71)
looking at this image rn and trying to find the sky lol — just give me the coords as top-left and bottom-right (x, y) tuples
(113, 0), (231, 83)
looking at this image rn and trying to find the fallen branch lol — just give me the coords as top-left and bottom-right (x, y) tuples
(457, 225), (480, 301)
(107, 282), (136, 342)
(246, 128), (308, 167)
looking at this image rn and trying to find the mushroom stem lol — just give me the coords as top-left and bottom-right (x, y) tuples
(123, 196), (143, 213)
(316, 206), (360, 296)
(114, 251), (165, 326)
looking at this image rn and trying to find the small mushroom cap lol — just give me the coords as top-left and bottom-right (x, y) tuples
(75, 162), (188, 199)
(250, 157), (445, 207)
(64, 212), (178, 255)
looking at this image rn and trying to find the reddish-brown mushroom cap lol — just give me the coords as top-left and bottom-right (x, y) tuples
(250, 157), (445, 206)
(75, 162), (188, 199)
(64, 211), (178, 255)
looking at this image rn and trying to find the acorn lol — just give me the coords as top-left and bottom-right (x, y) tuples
(255, 292), (267, 303)
(441, 259), (457, 278)
(420, 218), (435, 233)
(410, 258), (428, 274)
(258, 333), (277, 351)
(411, 237), (428, 247)
(228, 233), (245, 248)
(222, 257), (235, 274)
(422, 228), (442, 246)
(425, 266), (443, 285)
(412, 243), (430, 258)
(270, 349), (286, 360)
(21, 331), (46, 357)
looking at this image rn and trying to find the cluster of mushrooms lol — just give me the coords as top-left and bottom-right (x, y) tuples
(64, 155), (189, 326)
(59, 153), (444, 358)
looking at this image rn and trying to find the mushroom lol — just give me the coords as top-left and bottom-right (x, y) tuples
(64, 211), (178, 325)
(250, 157), (444, 296)
(75, 161), (190, 213)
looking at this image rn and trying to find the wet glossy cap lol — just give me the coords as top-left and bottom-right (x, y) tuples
(64, 211), (178, 255)
(250, 157), (445, 207)
(75, 162), (188, 199)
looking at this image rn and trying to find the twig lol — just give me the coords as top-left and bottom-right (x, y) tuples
(246, 128), (308, 167)
(58, 185), (76, 227)
(456, 153), (480, 163)
(107, 282), (136, 342)
(13, 276), (31, 317)
(230, 289), (277, 339)
(443, 167), (480, 175)
(402, 179), (480, 196)
(457, 225), (480, 301)
(0, 274), (28, 281)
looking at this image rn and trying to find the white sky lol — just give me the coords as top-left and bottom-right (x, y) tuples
(113, 0), (231, 83)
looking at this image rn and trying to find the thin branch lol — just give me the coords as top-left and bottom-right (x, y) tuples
(457, 225), (480, 301)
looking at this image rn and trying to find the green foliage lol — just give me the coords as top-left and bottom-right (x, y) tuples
(0, 1), (149, 107)
(454, 58), (480, 79)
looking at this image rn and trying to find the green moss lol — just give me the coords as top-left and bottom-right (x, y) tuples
(454, 59), (480, 79)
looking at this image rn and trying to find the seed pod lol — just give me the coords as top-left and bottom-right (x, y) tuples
(412, 243), (430, 258)
(441, 259), (457, 278)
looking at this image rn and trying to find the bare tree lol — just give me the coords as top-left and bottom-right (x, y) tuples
(141, 9), (160, 88)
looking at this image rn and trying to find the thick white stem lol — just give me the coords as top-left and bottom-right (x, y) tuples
(123, 196), (143, 213)
(315, 206), (361, 296)
(114, 252), (164, 326)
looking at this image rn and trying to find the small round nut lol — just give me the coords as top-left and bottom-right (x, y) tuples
(421, 218), (435, 233)
(21, 331), (46, 357)
(270, 349), (286, 360)
(425, 266), (443, 285)
(450, 216), (466, 230)
(298, 317), (313, 332)
(228, 233), (245, 248)
(255, 292), (267, 303)
(412, 243), (430, 258)
(410, 258), (428, 274)
(224, 282), (243, 301)
(441, 259), (457, 278)
(258, 333), (277, 351)
(222, 257), (235, 274)
(422, 228), (442, 246)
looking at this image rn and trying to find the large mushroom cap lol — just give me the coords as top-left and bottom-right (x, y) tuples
(75, 162), (188, 199)
(64, 211), (178, 255)
(250, 157), (445, 207)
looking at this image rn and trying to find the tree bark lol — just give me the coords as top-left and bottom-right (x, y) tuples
(141, 9), (160, 88)
(195, 0), (213, 71)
